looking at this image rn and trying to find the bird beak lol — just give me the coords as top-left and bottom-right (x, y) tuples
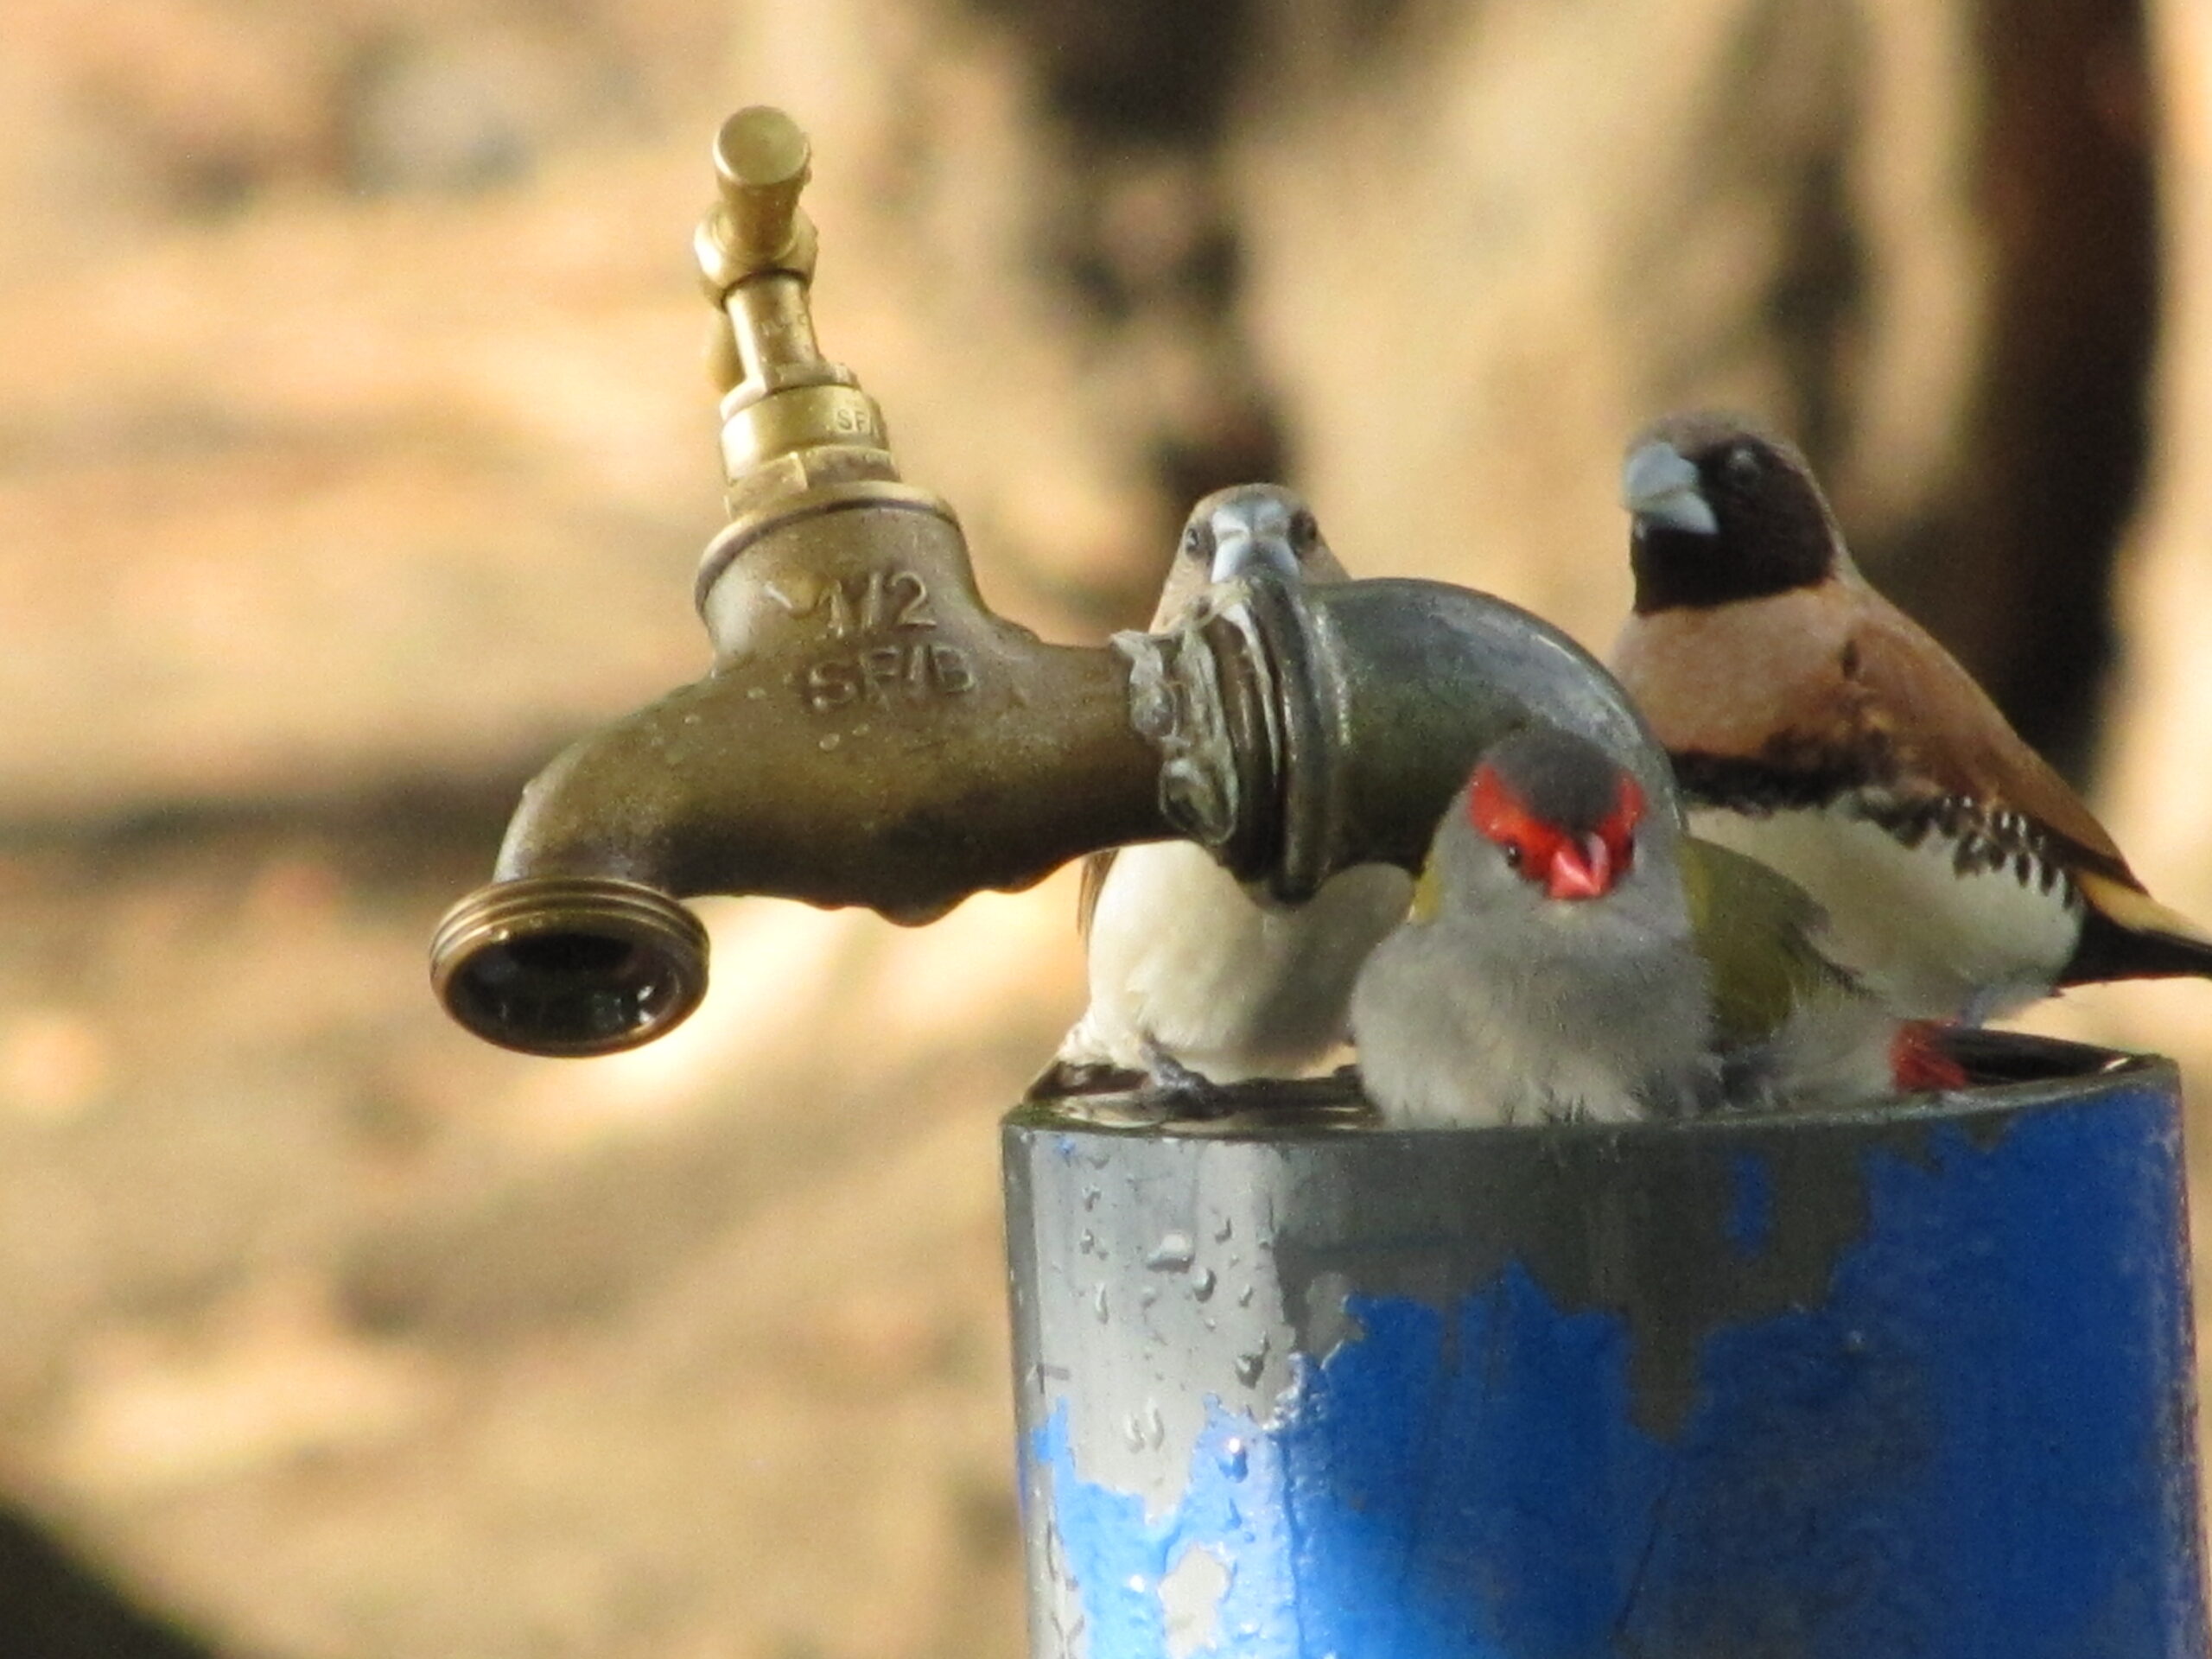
(1622, 441), (1719, 536)
(1208, 509), (1300, 584)
(1544, 834), (1613, 900)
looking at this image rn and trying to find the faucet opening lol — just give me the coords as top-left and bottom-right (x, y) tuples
(430, 875), (710, 1057)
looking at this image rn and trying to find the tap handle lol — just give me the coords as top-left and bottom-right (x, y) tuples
(698, 106), (817, 293)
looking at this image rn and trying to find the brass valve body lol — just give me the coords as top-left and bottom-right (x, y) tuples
(430, 106), (1669, 1058)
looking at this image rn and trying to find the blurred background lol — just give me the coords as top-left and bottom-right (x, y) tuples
(3, 0), (2210, 1652)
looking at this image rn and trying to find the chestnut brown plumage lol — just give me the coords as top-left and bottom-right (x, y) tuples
(1612, 410), (2212, 1023)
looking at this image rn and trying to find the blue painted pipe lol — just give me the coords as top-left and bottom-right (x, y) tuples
(1003, 1036), (2207, 1658)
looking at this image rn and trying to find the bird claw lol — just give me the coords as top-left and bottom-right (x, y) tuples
(1957, 987), (2007, 1030)
(1140, 1039), (1237, 1120)
(1024, 1057), (1148, 1102)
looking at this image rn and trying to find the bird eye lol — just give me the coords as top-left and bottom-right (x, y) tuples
(1501, 843), (1523, 869)
(1181, 524), (1210, 558)
(1725, 446), (1760, 483)
(1288, 509), (1319, 555)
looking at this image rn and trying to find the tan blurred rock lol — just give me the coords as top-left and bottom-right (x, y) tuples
(2106, 4), (2212, 904)
(0, 1007), (111, 1125)
(45, 1276), (446, 1499)
(0, 150), (725, 817)
(1226, 0), (1987, 650)
(0, 831), (1069, 1657)
(2082, 4), (2212, 1421)
(0, 0), (1226, 821)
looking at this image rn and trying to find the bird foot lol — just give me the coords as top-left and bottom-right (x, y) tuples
(1957, 988), (2007, 1030)
(1024, 1056), (1148, 1102)
(1140, 1039), (1236, 1120)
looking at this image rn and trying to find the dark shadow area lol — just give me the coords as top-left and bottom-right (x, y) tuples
(1939, 1026), (2139, 1085)
(969, 0), (1250, 143)
(0, 1507), (219, 1659)
(1965, 0), (2157, 779)
(964, 0), (1288, 626)
(1877, 0), (2157, 782)
(0, 770), (533, 895)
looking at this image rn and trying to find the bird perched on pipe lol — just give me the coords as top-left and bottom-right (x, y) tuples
(1033, 484), (1413, 1098)
(1611, 410), (2212, 1026)
(1349, 726), (1954, 1128)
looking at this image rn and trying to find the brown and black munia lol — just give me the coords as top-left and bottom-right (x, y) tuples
(1611, 410), (2212, 1025)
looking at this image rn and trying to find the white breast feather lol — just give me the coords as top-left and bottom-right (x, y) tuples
(1689, 804), (2081, 1021)
(1350, 907), (1713, 1128)
(1065, 840), (1411, 1081)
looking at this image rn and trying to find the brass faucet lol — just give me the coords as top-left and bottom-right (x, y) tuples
(429, 107), (1666, 1058)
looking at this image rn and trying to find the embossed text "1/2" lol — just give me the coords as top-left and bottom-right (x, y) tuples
(775, 569), (936, 639)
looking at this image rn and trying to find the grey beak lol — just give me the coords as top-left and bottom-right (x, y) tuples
(1623, 441), (1719, 536)
(1209, 519), (1300, 584)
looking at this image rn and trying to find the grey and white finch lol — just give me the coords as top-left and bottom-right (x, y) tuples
(1350, 728), (1717, 1127)
(1350, 727), (1955, 1128)
(1611, 410), (2212, 1024)
(1037, 484), (1413, 1094)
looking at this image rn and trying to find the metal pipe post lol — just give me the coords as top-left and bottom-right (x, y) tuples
(1004, 1037), (2207, 1658)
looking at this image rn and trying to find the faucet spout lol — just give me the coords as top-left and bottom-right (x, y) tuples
(430, 474), (1167, 1054)
(429, 105), (1675, 1059)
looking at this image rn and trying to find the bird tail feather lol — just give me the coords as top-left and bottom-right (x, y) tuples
(2066, 871), (2212, 983)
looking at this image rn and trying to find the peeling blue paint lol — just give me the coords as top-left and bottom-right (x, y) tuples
(1026, 1090), (2205, 1657)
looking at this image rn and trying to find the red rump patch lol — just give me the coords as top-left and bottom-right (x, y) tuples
(1467, 765), (1643, 901)
(1889, 1021), (1968, 1092)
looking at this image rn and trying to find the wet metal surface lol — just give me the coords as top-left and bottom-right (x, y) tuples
(1004, 1035), (2208, 1657)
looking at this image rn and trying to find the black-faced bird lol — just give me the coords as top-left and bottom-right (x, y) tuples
(1611, 410), (2212, 1026)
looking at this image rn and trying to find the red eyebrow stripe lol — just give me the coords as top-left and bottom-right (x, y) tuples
(1598, 774), (1646, 845)
(1467, 766), (1520, 842)
(1471, 766), (1643, 845)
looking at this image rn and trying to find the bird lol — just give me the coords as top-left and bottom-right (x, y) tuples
(1682, 830), (1961, 1111)
(1350, 726), (1716, 1127)
(1348, 725), (1955, 1128)
(1033, 484), (1414, 1099)
(1611, 409), (2212, 1026)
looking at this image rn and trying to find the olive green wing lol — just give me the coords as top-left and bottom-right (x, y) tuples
(1678, 836), (1860, 1051)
